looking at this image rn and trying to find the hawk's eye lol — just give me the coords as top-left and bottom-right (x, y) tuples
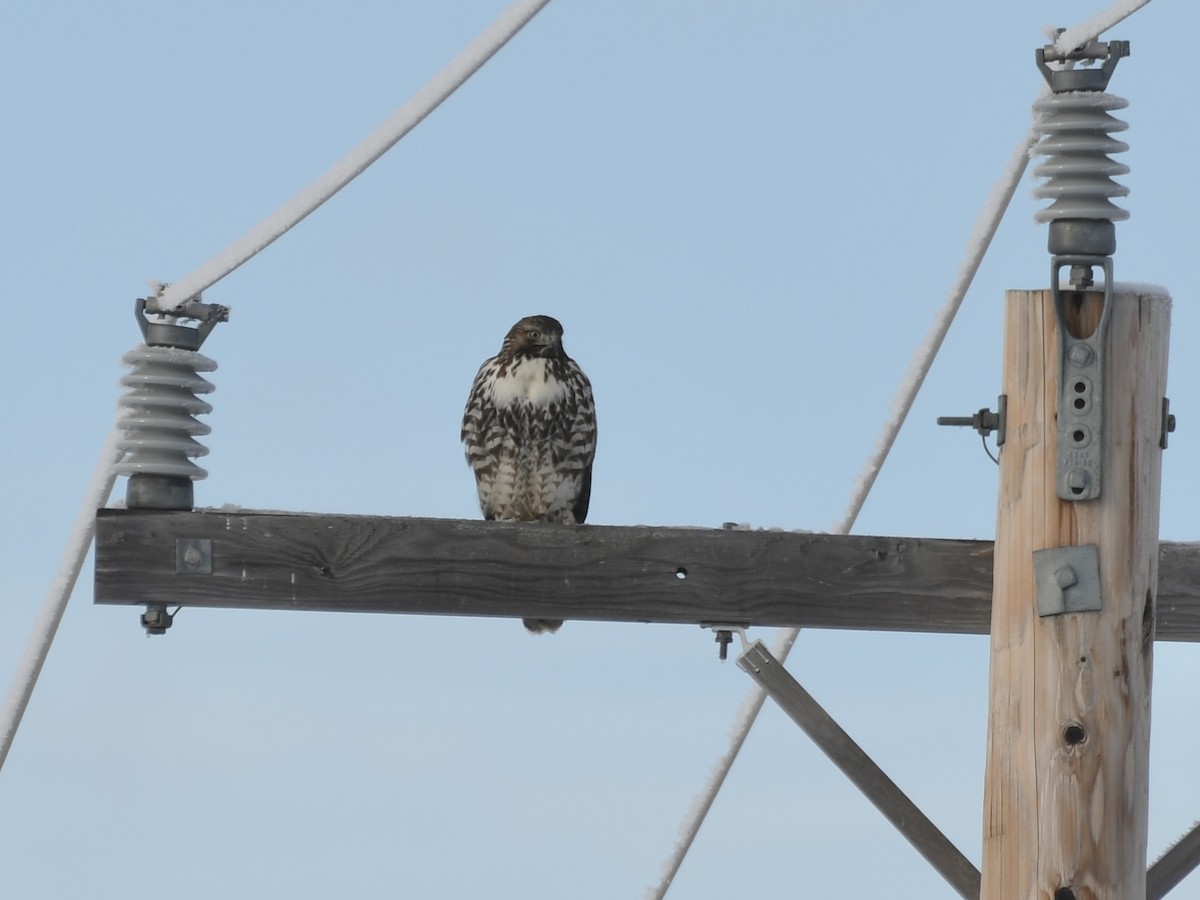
(527, 330), (540, 340)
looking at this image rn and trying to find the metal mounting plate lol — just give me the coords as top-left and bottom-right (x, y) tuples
(1034, 544), (1102, 616)
(1053, 269), (1113, 501)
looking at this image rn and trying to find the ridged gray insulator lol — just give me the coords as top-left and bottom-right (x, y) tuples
(114, 345), (217, 481)
(1032, 90), (1129, 224)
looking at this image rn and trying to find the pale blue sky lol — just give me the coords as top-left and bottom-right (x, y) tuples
(2, 2), (1198, 897)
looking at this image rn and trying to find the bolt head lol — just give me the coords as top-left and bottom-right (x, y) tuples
(1055, 566), (1079, 590)
(1067, 343), (1094, 367)
(1066, 468), (1092, 493)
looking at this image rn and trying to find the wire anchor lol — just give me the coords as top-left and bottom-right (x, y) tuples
(1033, 33), (1130, 502)
(114, 288), (229, 510)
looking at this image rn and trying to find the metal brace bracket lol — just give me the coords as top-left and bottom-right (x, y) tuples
(1053, 267), (1113, 501)
(1034, 544), (1102, 616)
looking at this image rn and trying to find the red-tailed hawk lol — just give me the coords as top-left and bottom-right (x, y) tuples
(461, 315), (597, 634)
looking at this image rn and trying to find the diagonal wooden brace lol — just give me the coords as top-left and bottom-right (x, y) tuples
(737, 640), (981, 900)
(1147, 822), (1200, 900)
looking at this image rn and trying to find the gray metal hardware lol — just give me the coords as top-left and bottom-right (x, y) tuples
(1037, 33), (1129, 84)
(703, 623), (749, 661)
(140, 604), (175, 635)
(1054, 278), (1112, 500)
(1160, 398), (1176, 450)
(937, 396), (1007, 443)
(936, 396), (1006, 464)
(176, 538), (213, 575)
(134, 292), (230, 351)
(1033, 34), (1130, 502)
(1034, 544), (1102, 616)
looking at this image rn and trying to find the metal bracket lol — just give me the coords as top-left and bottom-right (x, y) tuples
(1160, 398), (1176, 450)
(1037, 35), (1129, 91)
(135, 289), (229, 351)
(1053, 270), (1113, 501)
(1034, 544), (1102, 616)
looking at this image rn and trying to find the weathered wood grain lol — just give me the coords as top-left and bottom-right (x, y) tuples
(981, 289), (1167, 900)
(93, 510), (1200, 639)
(1153, 542), (1200, 641)
(93, 510), (995, 633)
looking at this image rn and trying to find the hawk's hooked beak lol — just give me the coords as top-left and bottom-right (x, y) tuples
(535, 332), (561, 354)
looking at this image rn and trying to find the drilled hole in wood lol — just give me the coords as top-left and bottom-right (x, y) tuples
(675, 567), (688, 580)
(1055, 888), (1077, 900)
(1063, 724), (1087, 746)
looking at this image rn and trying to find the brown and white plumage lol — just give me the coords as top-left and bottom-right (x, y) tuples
(461, 315), (597, 633)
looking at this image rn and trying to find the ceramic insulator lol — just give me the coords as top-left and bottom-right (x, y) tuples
(1032, 90), (1129, 224)
(114, 345), (216, 481)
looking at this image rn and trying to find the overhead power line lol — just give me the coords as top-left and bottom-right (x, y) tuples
(0, 0), (554, 773)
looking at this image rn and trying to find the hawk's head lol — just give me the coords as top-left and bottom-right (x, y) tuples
(500, 315), (567, 360)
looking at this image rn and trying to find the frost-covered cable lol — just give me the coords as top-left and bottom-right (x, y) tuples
(155, 0), (553, 312)
(647, 8), (1150, 895)
(0, 0), (553, 773)
(0, 429), (123, 770)
(647, 127), (1036, 900)
(1054, 0), (1153, 59)
(834, 129), (1038, 532)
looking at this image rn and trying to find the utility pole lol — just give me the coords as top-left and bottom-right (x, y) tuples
(981, 285), (1168, 899)
(980, 34), (1170, 897)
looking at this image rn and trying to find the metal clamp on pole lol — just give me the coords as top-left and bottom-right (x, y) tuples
(1033, 32), (1130, 501)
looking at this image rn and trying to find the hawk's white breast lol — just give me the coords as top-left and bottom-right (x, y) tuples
(488, 358), (569, 408)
